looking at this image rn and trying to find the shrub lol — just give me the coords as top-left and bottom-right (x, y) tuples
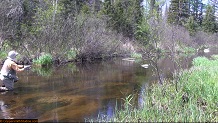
(0, 51), (7, 60)
(131, 52), (142, 59)
(67, 49), (77, 60)
(33, 53), (53, 66)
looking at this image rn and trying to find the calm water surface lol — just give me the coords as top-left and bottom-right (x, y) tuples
(0, 49), (216, 122)
(0, 58), (152, 122)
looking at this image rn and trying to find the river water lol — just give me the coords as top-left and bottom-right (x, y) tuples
(0, 48), (216, 122)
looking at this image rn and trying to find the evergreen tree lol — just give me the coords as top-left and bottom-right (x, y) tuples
(190, 0), (204, 25)
(135, 0), (144, 24)
(185, 16), (198, 35)
(167, 0), (190, 25)
(102, 0), (113, 16)
(202, 5), (217, 33)
(59, 0), (87, 18)
(208, 0), (218, 20)
(102, 0), (144, 38)
(150, 0), (156, 13)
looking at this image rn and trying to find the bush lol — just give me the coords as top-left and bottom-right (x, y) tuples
(131, 52), (142, 59)
(67, 49), (77, 60)
(33, 53), (53, 66)
(0, 51), (7, 60)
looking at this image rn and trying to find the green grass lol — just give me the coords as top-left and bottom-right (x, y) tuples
(88, 56), (218, 122)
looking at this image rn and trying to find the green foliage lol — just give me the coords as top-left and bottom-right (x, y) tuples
(202, 5), (218, 33)
(59, 0), (86, 18)
(31, 0), (63, 36)
(0, 51), (7, 60)
(102, 0), (144, 38)
(190, 0), (204, 24)
(33, 53), (53, 66)
(67, 49), (77, 60)
(185, 16), (199, 35)
(181, 46), (196, 53)
(81, 4), (90, 14)
(192, 56), (218, 67)
(181, 57), (218, 107)
(211, 55), (218, 60)
(102, 0), (113, 16)
(131, 52), (142, 59)
(122, 95), (134, 111)
(167, 0), (190, 25)
(135, 17), (150, 45)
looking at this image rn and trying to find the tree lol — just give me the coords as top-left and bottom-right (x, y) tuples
(208, 0), (218, 21)
(59, 0), (87, 19)
(185, 16), (198, 35)
(202, 5), (217, 33)
(102, 0), (144, 38)
(167, 0), (190, 25)
(190, 0), (204, 25)
(0, 0), (29, 49)
(150, 0), (156, 13)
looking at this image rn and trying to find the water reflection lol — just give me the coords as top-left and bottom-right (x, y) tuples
(31, 66), (53, 77)
(96, 100), (115, 121)
(0, 100), (13, 119)
(137, 83), (148, 109)
(0, 58), (150, 122)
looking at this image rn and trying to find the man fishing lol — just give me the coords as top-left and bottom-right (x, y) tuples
(0, 50), (30, 91)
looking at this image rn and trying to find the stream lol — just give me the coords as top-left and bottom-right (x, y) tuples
(0, 48), (216, 122)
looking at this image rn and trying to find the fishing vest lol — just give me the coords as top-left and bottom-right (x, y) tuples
(5, 68), (18, 82)
(0, 59), (18, 82)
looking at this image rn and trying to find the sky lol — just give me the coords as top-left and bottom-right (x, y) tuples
(142, 0), (210, 15)
(143, 0), (209, 9)
(160, 0), (208, 7)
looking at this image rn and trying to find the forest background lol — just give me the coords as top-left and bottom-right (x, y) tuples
(0, 0), (217, 63)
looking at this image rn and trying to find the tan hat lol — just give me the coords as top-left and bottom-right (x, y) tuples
(7, 50), (18, 60)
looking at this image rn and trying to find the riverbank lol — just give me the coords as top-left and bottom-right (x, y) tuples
(87, 55), (218, 122)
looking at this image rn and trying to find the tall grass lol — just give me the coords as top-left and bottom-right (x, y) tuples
(88, 56), (218, 122)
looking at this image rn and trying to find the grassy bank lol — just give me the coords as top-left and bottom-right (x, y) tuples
(87, 56), (218, 122)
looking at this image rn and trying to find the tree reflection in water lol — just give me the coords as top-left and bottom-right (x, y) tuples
(0, 100), (13, 119)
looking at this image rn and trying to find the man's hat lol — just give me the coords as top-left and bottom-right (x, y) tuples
(7, 50), (18, 60)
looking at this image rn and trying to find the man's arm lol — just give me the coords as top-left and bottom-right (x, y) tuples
(11, 63), (25, 72)
(17, 65), (24, 68)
